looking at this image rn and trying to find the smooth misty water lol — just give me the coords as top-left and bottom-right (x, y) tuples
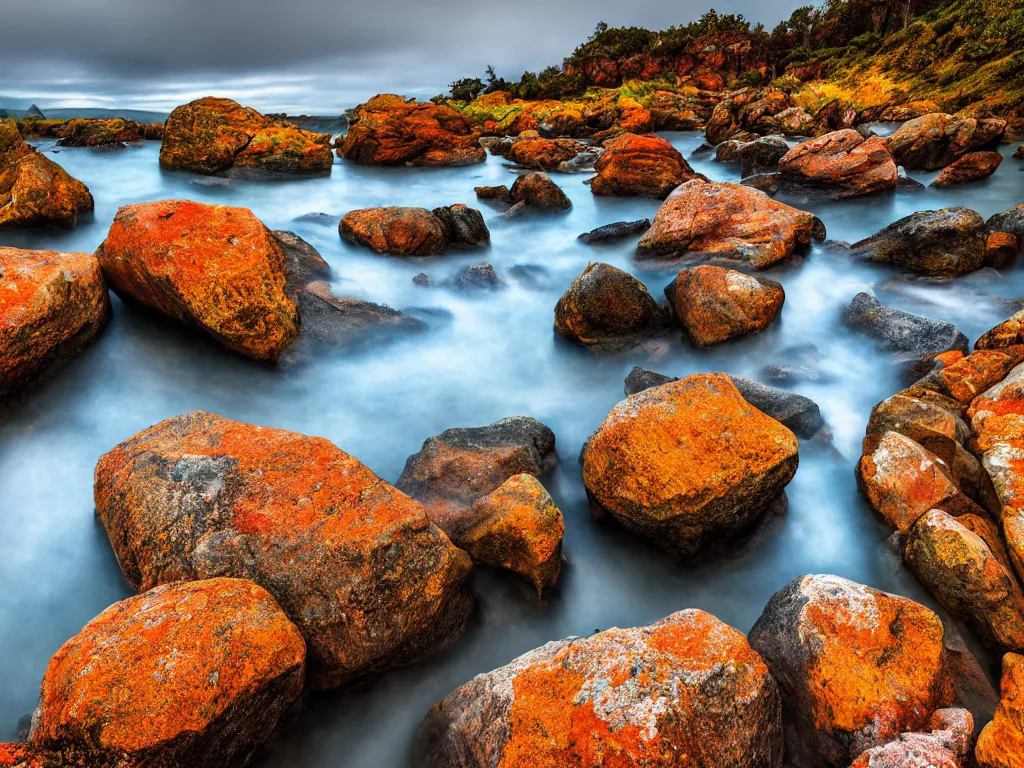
(1, 131), (1023, 765)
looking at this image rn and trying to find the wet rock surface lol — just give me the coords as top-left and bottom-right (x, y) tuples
(776, 129), (898, 199)
(577, 218), (650, 244)
(590, 132), (701, 198)
(885, 114), (1006, 171)
(850, 208), (988, 277)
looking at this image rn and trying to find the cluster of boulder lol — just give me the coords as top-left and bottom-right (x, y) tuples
(474, 171), (573, 216)
(16, 116), (165, 146)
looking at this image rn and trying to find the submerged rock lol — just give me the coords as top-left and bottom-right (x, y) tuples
(0, 119), (94, 229)
(590, 132), (700, 198)
(339, 95), (485, 167)
(623, 365), (678, 395)
(396, 416), (558, 537)
(577, 218), (650, 244)
(975, 653), (1024, 768)
(776, 129), (898, 199)
(454, 262), (500, 289)
(95, 200), (299, 363)
(0, 247), (110, 398)
(885, 113), (1006, 171)
(931, 151), (1003, 187)
(160, 97), (333, 175)
(636, 180), (824, 269)
(28, 578), (305, 768)
(850, 208), (987, 277)
(554, 262), (669, 348)
(665, 265), (785, 347)
(749, 574), (954, 768)
(417, 609), (783, 768)
(581, 373), (798, 556)
(94, 411), (473, 690)
(462, 474), (564, 595)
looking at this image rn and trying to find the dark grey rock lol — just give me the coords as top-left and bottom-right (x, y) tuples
(455, 262), (500, 289)
(413, 272), (433, 287)
(760, 364), (821, 384)
(624, 366), (678, 395)
(987, 203), (1024, 246)
(729, 376), (824, 438)
(715, 135), (790, 177)
(272, 230), (332, 289)
(850, 208), (987, 277)
(292, 212), (337, 226)
(578, 219), (651, 245)
(432, 204), (490, 249)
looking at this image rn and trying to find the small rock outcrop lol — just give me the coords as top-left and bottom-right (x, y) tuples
(0, 247), (110, 398)
(931, 151), (1003, 187)
(578, 218), (650, 244)
(885, 113), (1006, 171)
(554, 262), (670, 348)
(850, 208), (988, 277)
(581, 373), (798, 555)
(417, 609), (783, 768)
(850, 709), (974, 768)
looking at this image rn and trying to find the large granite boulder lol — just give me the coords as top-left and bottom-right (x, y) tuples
(776, 130), (898, 199)
(885, 114), (1006, 171)
(850, 208), (988, 277)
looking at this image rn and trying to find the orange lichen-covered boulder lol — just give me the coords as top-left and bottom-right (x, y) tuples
(509, 171), (572, 210)
(850, 708), (973, 768)
(417, 609), (784, 768)
(462, 474), (564, 596)
(666, 264), (784, 347)
(340, 207), (447, 256)
(93, 411), (473, 690)
(28, 578), (305, 768)
(885, 113), (1006, 171)
(339, 95), (485, 167)
(94, 200), (299, 362)
(0, 247), (109, 397)
(397, 416), (557, 535)
(506, 138), (591, 171)
(0, 120), (94, 229)
(554, 262), (669, 348)
(906, 509), (1024, 652)
(56, 118), (145, 147)
(636, 180), (824, 269)
(749, 575), (954, 768)
(976, 309), (1024, 350)
(858, 431), (967, 533)
(931, 151), (1003, 187)
(975, 653), (1024, 768)
(777, 130), (898, 199)
(160, 97), (332, 175)
(581, 374), (798, 555)
(590, 133), (700, 199)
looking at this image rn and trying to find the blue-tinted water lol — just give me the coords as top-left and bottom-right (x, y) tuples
(1, 132), (1022, 765)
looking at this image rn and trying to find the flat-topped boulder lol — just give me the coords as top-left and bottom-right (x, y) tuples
(665, 264), (784, 347)
(636, 180), (824, 269)
(590, 132), (700, 198)
(850, 208), (987, 277)
(776, 129), (898, 199)
(160, 97), (333, 175)
(749, 574), (954, 768)
(0, 119), (94, 229)
(885, 113), (1006, 171)
(0, 247), (109, 398)
(581, 373), (798, 555)
(554, 262), (669, 348)
(417, 609), (783, 768)
(94, 411), (473, 690)
(339, 95), (485, 167)
(95, 200), (299, 362)
(28, 578), (305, 768)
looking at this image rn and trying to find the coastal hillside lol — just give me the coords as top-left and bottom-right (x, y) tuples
(445, 0), (1024, 127)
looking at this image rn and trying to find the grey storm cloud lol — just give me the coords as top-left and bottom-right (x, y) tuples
(0, 0), (800, 113)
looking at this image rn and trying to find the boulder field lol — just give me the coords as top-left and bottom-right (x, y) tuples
(0, 118), (94, 229)
(93, 411), (474, 690)
(160, 97), (333, 175)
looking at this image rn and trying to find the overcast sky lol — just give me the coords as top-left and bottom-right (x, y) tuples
(0, 0), (800, 115)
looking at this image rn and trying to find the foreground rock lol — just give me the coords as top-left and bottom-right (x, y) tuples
(931, 151), (1003, 187)
(590, 133), (700, 198)
(749, 574), (953, 768)
(776, 129), (898, 199)
(976, 653), (1024, 768)
(160, 97), (332, 175)
(94, 412), (473, 690)
(554, 262), (669, 348)
(95, 200), (299, 362)
(0, 248), (110, 398)
(666, 265), (784, 347)
(461, 474), (564, 595)
(578, 218), (650, 244)
(397, 416), (558, 537)
(582, 373), (798, 555)
(842, 293), (969, 375)
(340, 95), (485, 166)
(0, 119), (94, 228)
(850, 709), (974, 768)
(850, 208), (987, 277)
(29, 578), (305, 768)
(885, 114), (1006, 171)
(417, 609), (783, 767)
(636, 180), (824, 269)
